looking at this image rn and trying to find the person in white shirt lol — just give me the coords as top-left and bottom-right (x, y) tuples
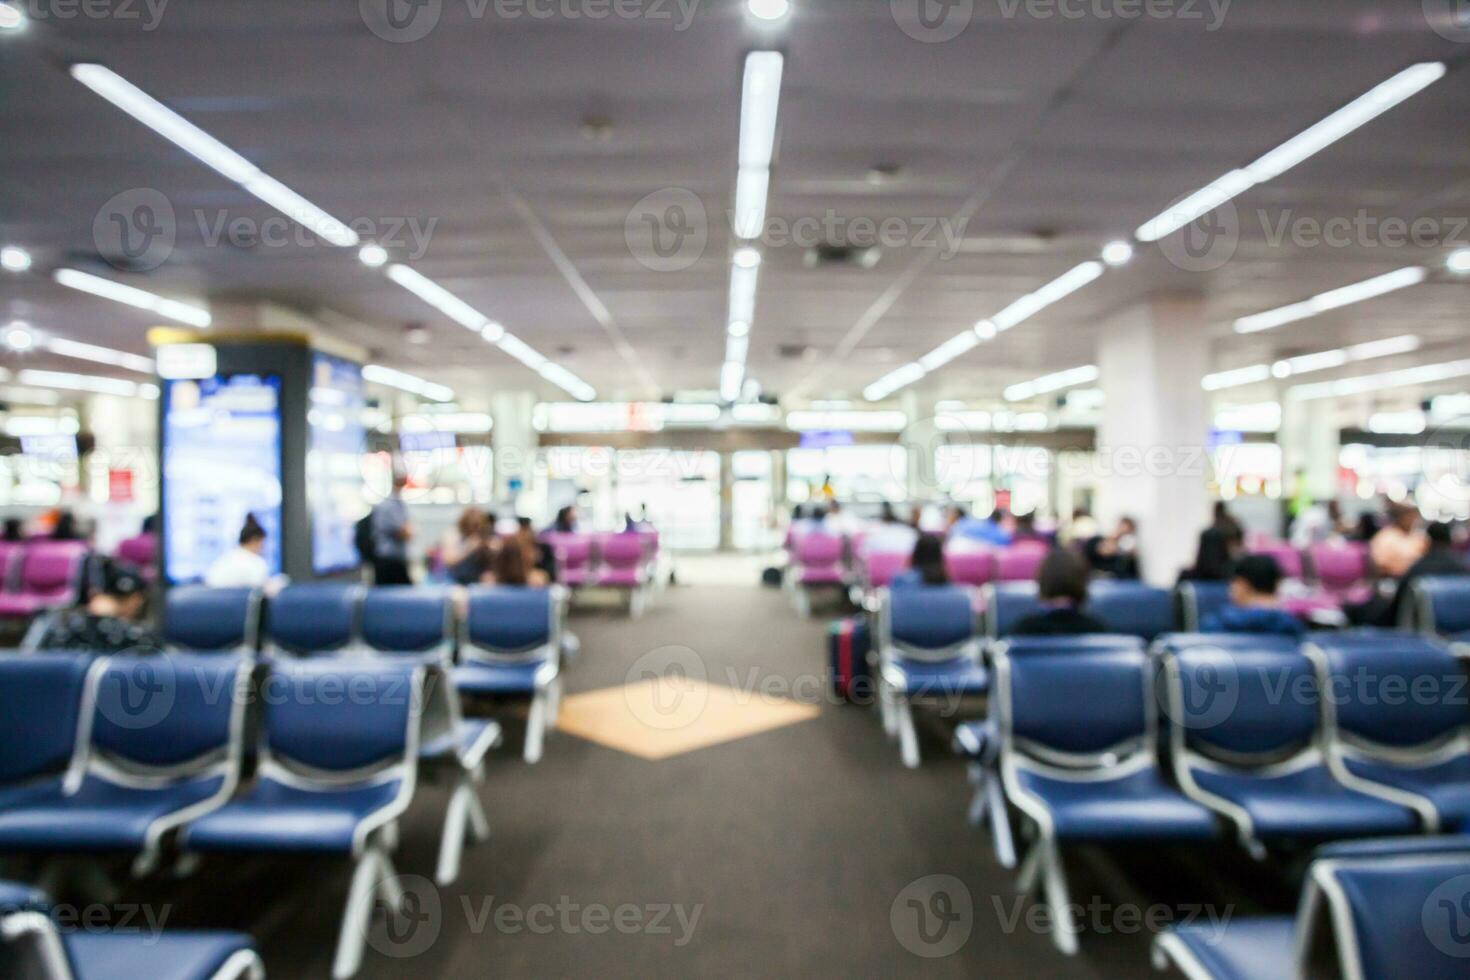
(204, 514), (271, 588)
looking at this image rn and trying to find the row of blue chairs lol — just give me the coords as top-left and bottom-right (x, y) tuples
(1411, 574), (1470, 641)
(0, 654), (501, 978)
(951, 630), (1470, 956)
(31, 584), (568, 764)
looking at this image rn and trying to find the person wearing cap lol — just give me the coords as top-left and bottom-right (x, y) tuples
(31, 559), (164, 654)
(1201, 554), (1305, 638)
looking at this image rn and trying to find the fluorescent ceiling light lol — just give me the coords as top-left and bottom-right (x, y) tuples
(43, 336), (155, 374)
(70, 64), (359, 248)
(18, 369), (151, 399)
(973, 320), (997, 340)
(1100, 240), (1134, 266)
(1233, 267), (1426, 334)
(536, 363), (595, 402)
(0, 3), (25, 29)
(358, 245), (388, 268)
(733, 168), (770, 241)
(361, 364), (455, 403)
(1202, 364), (1274, 391)
(53, 268), (212, 327)
(746, 0), (790, 20)
(991, 261), (1104, 332)
(1273, 349), (1347, 377)
(918, 331), (979, 372)
(728, 320), (750, 338)
(496, 334), (549, 372)
(0, 246), (31, 272)
(863, 362), (925, 402)
(1004, 365), (1100, 402)
(4, 323), (34, 351)
(1137, 63), (1445, 242)
(739, 52), (784, 169)
(720, 361), (744, 402)
(1204, 334), (1422, 391)
(1289, 358), (1470, 401)
(733, 246), (762, 269)
(728, 264), (760, 327)
(1448, 249), (1470, 274)
(786, 410), (907, 433)
(1346, 334), (1422, 361)
(386, 265), (488, 331)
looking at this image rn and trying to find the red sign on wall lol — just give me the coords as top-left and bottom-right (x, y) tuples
(108, 469), (134, 503)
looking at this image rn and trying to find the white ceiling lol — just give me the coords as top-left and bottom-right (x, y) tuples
(0, 0), (1467, 413)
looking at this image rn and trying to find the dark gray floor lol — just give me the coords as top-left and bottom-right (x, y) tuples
(112, 575), (1295, 978)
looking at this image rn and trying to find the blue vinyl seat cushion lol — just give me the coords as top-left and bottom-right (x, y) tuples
(1162, 917), (1295, 980)
(1190, 764), (1419, 839)
(453, 661), (548, 696)
(1012, 765), (1217, 841)
(0, 777), (67, 812)
(182, 778), (402, 854)
(888, 657), (989, 696)
(1343, 755), (1470, 830)
(65, 930), (256, 980)
(0, 775), (226, 851)
(1315, 835), (1470, 862)
(1325, 854), (1470, 979)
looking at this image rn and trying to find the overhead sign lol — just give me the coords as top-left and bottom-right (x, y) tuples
(157, 344), (218, 380)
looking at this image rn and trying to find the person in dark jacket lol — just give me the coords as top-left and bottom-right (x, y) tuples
(890, 534), (949, 589)
(32, 560), (163, 654)
(1382, 522), (1467, 627)
(1013, 548), (1107, 636)
(1202, 554), (1304, 637)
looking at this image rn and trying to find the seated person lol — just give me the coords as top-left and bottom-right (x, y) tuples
(889, 534), (948, 589)
(1382, 521), (1467, 626)
(950, 506), (1013, 547)
(204, 514), (272, 588)
(1202, 555), (1305, 637)
(486, 537), (550, 588)
(515, 517), (558, 583)
(1013, 548), (1107, 636)
(32, 560), (164, 654)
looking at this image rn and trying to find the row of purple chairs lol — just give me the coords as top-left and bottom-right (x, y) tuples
(856, 541), (1049, 592)
(0, 539), (88, 619)
(1248, 539), (1374, 603)
(541, 530), (659, 615)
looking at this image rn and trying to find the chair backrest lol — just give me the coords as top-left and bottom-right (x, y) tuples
(1250, 541), (1304, 579)
(359, 587), (453, 658)
(864, 551), (909, 589)
(0, 655), (89, 786)
(545, 532), (594, 569)
(87, 655), (247, 772)
(1089, 581), (1176, 640)
(264, 583), (362, 655)
(637, 528), (659, 558)
(792, 531), (844, 567)
(0, 541), (21, 591)
(998, 637), (1151, 760)
(17, 542), (86, 598)
(115, 533), (157, 568)
(163, 586), (260, 653)
(1308, 851), (1470, 980)
(1167, 645), (1320, 764)
(883, 585), (976, 661)
(1177, 580), (1231, 632)
(461, 586), (555, 659)
(944, 548), (995, 587)
(261, 661), (422, 776)
(598, 533), (644, 569)
(994, 543), (1046, 582)
(985, 581), (1044, 638)
(1310, 541), (1368, 590)
(1414, 576), (1470, 635)
(1307, 633), (1469, 753)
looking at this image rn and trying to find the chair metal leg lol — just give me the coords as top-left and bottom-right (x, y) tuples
(1016, 839), (1045, 897)
(966, 764), (987, 826)
(547, 676), (563, 726)
(378, 854), (406, 914)
(986, 773), (1017, 870)
(524, 688), (548, 764)
(794, 588), (810, 618)
(466, 783), (492, 841)
(1042, 840), (1079, 956)
(878, 679), (898, 738)
(435, 781), (473, 886)
(896, 696), (921, 769)
(332, 847), (386, 979)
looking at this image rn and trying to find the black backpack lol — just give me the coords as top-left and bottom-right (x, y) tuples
(354, 513), (377, 563)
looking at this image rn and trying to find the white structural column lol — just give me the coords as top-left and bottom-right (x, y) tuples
(1280, 396), (1339, 504)
(1096, 296), (1212, 586)
(490, 391), (538, 506)
(899, 389), (934, 500)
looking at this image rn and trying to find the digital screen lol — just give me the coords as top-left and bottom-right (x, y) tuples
(308, 353), (368, 575)
(163, 374), (283, 584)
(400, 430), (456, 454)
(19, 434), (78, 459)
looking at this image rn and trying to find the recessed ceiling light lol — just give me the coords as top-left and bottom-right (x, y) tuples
(1448, 249), (1470, 274)
(0, 3), (24, 30)
(728, 320), (751, 338)
(1101, 240), (1134, 266)
(747, 0), (790, 21)
(4, 323), (34, 351)
(973, 320), (997, 340)
(733, 246), (762, 269)
(0, 246), (31, 272)
(358, 245), (388, 268)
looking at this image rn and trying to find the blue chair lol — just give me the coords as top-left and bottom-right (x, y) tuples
(1176, 580), (1231, 632)
(358, 587), (454, 663)
(181, 661), (426, 979)
(0, 655), (90, 810)
(0, 879), (263, 980)
(262, 583), (363, 657)
(876, 585), (985, 768)
(983, 581), (1043, 638)
(952, 719), (1012, 867)
(1411, 575), (1470, 641)
(1154, 838), (1470, 979)
(453, 587), (564, 764)
(995, 635), (1215, 954)
(0, 655), (249, 876)
(1306, 632), (1470, 832)
(1088, 580), (1176, 640)
(1162, 644), (1420, 855)
(163, 586), (262, 655)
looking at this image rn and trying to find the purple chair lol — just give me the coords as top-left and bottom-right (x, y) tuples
(116, 533), (157, 581)
(994, 542), (1046, 582)
(945, 549), (996, 587)
(1310, 541), (1373, 603)
(790, 531), (846, 616)
(1251, 541), (1305, 580)
(0, 541), (87, 618)
(864, 551), (910, 591)
(546, 532), (595, 588)
(598, 533), (650, 616)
